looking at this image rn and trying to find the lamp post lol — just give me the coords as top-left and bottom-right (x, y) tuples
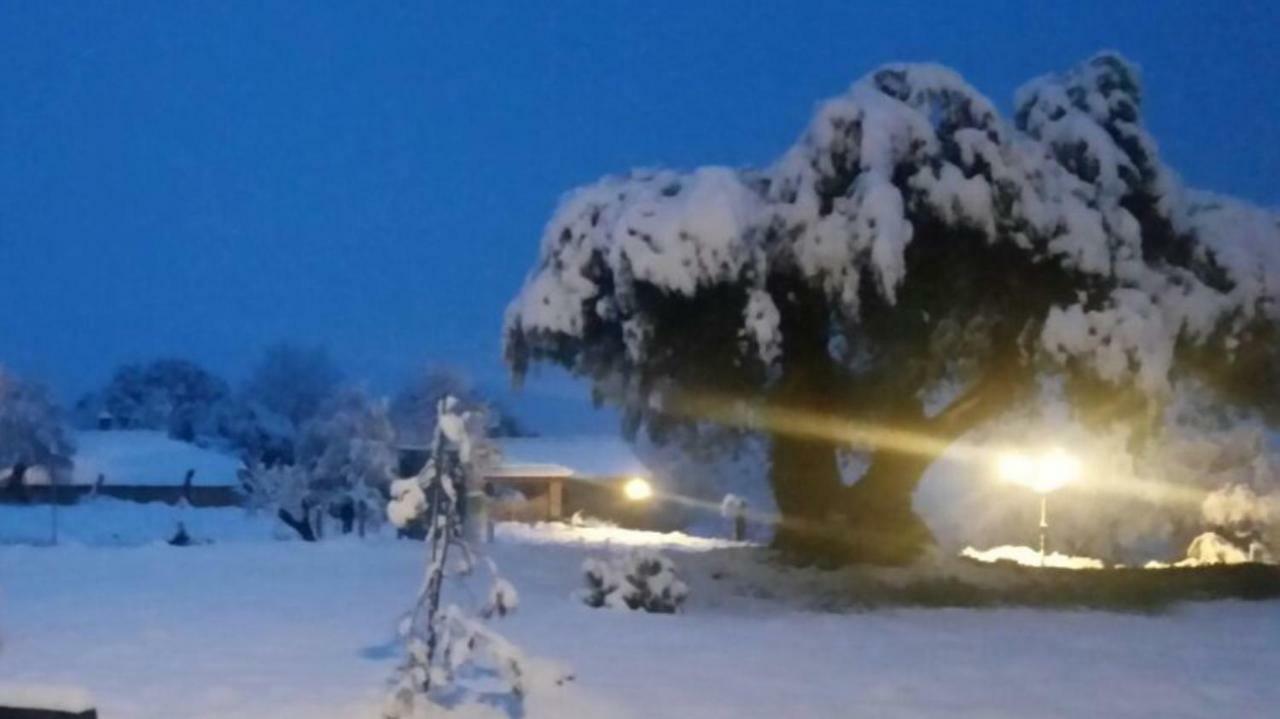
(997, 448), (1081, 566)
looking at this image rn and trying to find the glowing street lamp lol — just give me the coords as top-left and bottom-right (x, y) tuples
(622, 476), (653, 502)
(996, 448), (1081, 566)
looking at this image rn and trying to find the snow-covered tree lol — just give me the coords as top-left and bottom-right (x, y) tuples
(390, 365), (530, 447)
(219, 399), (296, 466)
(0, 367), (74, 478)
(237, 386), (397, 540)
(293, 387), (397, 535)
(505, 54), (1280, 564)
(242, 343), (343, 434)
(84, 358), (233, 441)
(214, 345), (343, 465)
(384, 396), (530, 717)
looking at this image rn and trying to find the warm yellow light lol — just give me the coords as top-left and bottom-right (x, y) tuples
(1032, 448), (1081, 494)
(623, 477), (653, 501)
(996, 452), (1035, 484)
(997, 448), (1080, 494)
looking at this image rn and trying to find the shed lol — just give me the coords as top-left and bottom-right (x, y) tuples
(489, 436), (653, 523)
(396, 435), (657, 526)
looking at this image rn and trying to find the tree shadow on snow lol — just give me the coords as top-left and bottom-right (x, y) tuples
(433, 668), (525, 719)
(357, 637), (400, 662)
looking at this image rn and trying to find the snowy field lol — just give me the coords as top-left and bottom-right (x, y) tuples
(2, 505), (1279, 718)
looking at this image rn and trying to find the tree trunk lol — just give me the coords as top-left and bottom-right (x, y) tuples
(836, 442), (937, 565)
(278, 508), (316, 542)
(769, 431), (847, 561)
(765, 281), (852, 563)
(767, 357), (1033, 566)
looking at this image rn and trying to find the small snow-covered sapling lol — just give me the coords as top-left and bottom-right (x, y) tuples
(383, 396), (536, 718)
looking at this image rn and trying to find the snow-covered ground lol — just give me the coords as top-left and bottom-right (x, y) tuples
(2, 506), (1279, 718)
(0, 498), (285, 545)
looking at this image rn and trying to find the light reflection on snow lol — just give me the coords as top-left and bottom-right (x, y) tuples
(495, 521), (750, 552)
(962, 545), (1104, 570)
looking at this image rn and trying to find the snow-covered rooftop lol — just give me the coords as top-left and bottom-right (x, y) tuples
(489, 436), (649, 481)
(71, 430), (243, 487)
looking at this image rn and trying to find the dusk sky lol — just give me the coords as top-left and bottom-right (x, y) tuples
(2, 1), (1278, 431)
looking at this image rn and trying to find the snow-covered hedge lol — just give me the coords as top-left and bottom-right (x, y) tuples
(580, 551), (689, 613)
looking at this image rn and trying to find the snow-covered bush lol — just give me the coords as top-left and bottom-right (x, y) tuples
(384, 396), (538, 718)
(580, 551), (689, 613)
(1181, 531), (1272, 566)
(0, 367), (75, 482)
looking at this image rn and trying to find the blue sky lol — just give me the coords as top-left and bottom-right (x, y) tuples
(2, 1), (1278, 432)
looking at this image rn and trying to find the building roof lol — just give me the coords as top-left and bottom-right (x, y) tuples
(487, 436), (649, 481)
(71, 430), (243, 487)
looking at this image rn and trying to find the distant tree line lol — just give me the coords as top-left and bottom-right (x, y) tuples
(1, 346), (531, 525)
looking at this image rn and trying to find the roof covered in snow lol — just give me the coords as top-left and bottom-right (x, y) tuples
(488, 436), (649, 481)
(71, 430), (243, 487)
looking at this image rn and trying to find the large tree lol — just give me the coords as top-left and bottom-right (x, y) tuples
(504, 54), (1280, 564)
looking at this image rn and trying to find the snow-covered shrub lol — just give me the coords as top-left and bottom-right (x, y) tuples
(580, 551), (689, 613)
(1181, 531), (1273, 566)
(0, 367), (75, 481)
(1175, 483), (1279, 566)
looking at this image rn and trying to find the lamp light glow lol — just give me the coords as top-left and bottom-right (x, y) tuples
(623, 477), (653, 501)
(1032, 448), (1081, 495)
(996, 448), (1080, 494)
(992, 446), (1082, 567)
